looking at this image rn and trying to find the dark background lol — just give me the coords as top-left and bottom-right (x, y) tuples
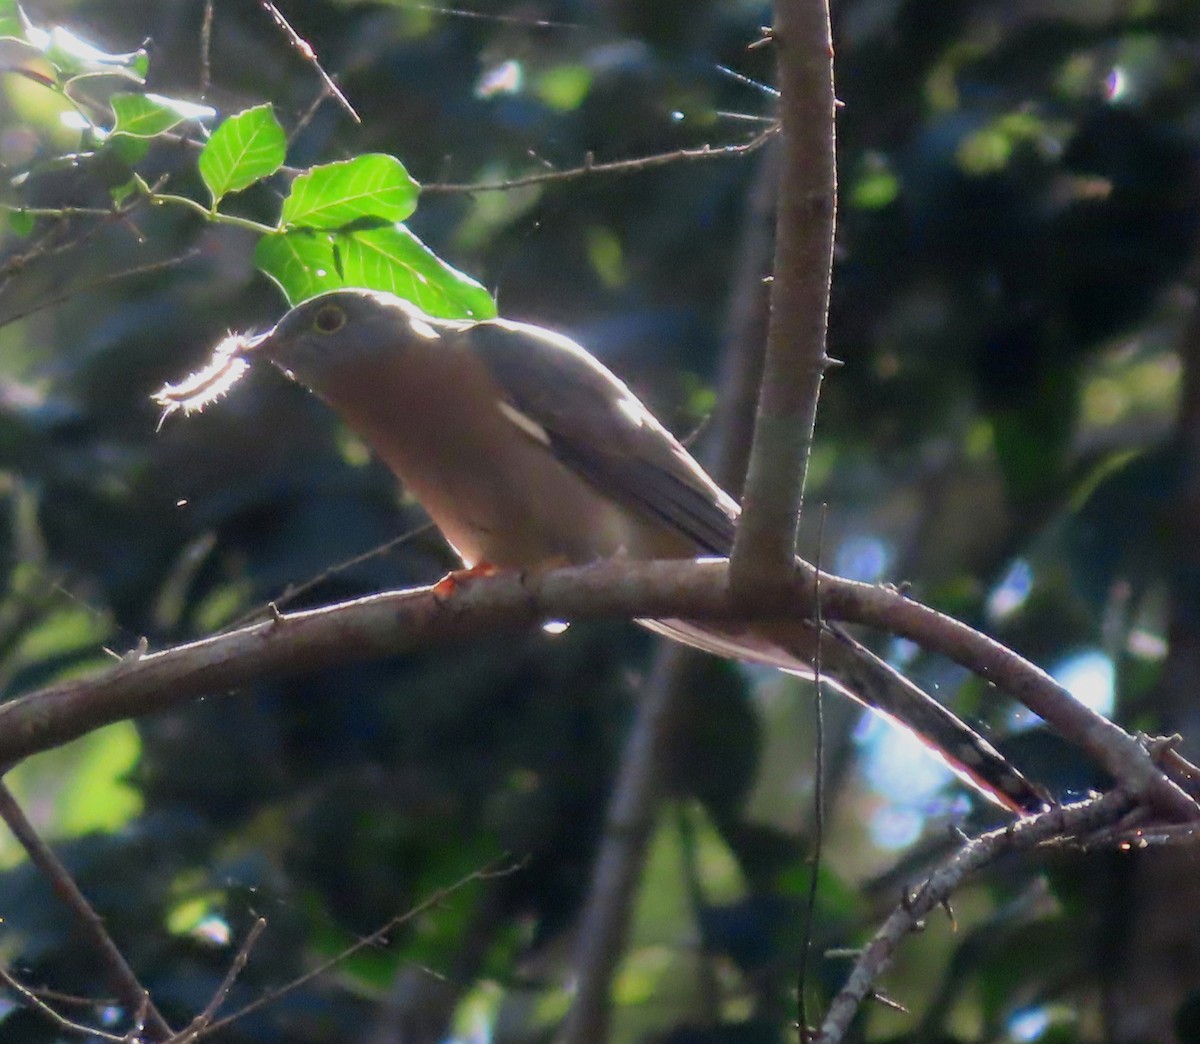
(1, 1), (1199, 1041)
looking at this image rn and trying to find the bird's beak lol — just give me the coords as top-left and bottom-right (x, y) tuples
(235, 328), (274, 355)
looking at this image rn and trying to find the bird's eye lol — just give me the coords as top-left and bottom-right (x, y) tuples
(313, 305), (346, 334)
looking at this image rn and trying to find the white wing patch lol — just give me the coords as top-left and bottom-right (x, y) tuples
(497, 400), (552, 445)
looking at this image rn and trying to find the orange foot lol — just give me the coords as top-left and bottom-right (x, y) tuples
(432, 561), (504, 599)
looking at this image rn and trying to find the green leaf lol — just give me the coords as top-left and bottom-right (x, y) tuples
(0, 34), (54, 84)
(108, 134), (148, 164)
(7, 210), (34, 236)
(254, 231), (343, 306)
(30, 23), (148, 83)
(337, 225), (496, 319)
(198, 103), (287, 206)
(109, 177), (138, 206)
(255, 225), (496, 320)
(110, 91), (215, 138)
(280, 154), (419, 231)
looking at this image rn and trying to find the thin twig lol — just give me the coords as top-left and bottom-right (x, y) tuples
(0, 248), (201, 329)
(226, 523), (436, 629)
(288, 86), (329, 144)
(172, 918), (267, 1043)
(798, 507), (829, 1041)
(29, 986), (117, 1008)
(675, 806), (722, 1026)
(421, 127), (778, 194)
(198, 861), (516, 1039)
(812, 791), (1138, 1044)
(199, 0), (214, 98)
(0, 189), (153, 292)
(258, 0), (359, 123)
(0, 783), (174, 1040)
(0, 963), (127, 1042)
(729, 0), (837, 605)
(403, 3), (586, 30)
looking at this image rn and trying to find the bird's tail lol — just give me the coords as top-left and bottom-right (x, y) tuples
(639, 617), (1046, 814)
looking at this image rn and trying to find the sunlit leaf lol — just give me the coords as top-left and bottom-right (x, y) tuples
(337, 224), (496, 319)
(280, 153), (419, 230)
(0, 34), (54, 85)
(256, 224), (496, 320)
(108, 133), (148, 164)
(0, 0), (19, 37)
(254, 230), (343, 305)
(110, 91), (214, 138)
(24, 21), (148, 83)
(198, 103), (286, 205)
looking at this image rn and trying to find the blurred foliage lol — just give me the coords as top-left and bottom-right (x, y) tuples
(0, 0), (1198, 1041)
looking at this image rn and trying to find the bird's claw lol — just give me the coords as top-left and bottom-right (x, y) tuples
(432, 561), (503, 599)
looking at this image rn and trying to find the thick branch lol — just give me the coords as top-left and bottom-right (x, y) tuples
(729, 0), (837, 603)
(0, 559), (1195, 821)
(559, 147), (783, 1044)
(708, 141), (780, 495)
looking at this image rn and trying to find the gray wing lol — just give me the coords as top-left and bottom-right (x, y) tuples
(467, 319), (739, 555)
(462, 320), (1044, 812)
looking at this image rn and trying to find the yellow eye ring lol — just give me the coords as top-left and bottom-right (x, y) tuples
(314, 304), (346, 334)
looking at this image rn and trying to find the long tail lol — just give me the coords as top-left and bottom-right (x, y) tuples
(640, 617), (1046, 814)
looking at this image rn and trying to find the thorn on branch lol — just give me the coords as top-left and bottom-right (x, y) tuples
(104, 637), (149, 677)
(867, 990), (909, 1015)
(748, 26), (776, 50)
(940, 898), (957, 930)
(1145, 733), (1184, 757)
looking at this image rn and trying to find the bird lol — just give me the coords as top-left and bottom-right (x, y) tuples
(226, 288), (1044, 813)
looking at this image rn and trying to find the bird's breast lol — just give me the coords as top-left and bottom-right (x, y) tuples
(306, 345), (665, 568)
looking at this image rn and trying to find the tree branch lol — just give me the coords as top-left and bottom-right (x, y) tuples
(729, 0), (837, 604)
(0, 783), (174, 1040)
(1, 558), (1197, 821)
(557, 142), (784, 1044)
(812, 790), (1138, 1044)
(420, 127), (778, 194)
(557, 644), (695, 1044)
(708, 139), (780, 497)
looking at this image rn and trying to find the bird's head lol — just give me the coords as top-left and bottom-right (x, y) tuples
(247, 289), (462, 388)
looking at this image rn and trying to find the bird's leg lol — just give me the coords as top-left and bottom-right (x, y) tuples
(432, 561), (505, 598)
